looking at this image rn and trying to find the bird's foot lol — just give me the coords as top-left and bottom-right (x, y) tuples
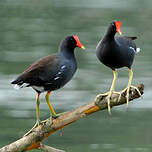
(36, 112), (66, 128)
(41, 117), (53, 125)
(116, 89), (126, 103)
(97, 90), (125, 104)
(52, 114), (59, 119)
(116, 91), (123, 100)
(118, 85), (142, 107)
(130, 85), (142, 97)
(23, 120), (41, 137)
(126, 85), (142, 106)
(106, 91), (113, 115)
(52, 112), (66, 119)
(95, 92), (112, 101)
(95, 91), (118, 115)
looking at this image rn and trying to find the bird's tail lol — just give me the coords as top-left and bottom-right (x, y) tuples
(136, 48), (140, 54)
(11, 79), (29, 90)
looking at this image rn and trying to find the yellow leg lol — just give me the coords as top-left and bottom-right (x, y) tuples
(126, 68), (133, 106)
(106, 70), (117, 114)
(24, 93), (41, 136)
(95, 70), (118, 115)
(46, 91), (56, 116)
(116, 69), (133, 106)
(125, 68), (142, 106)
(36, 93), (40, 125)
(113, 68), (141, 106)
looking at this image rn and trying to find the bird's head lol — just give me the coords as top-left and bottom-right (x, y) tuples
(111, 21), (122, 35)
(60, 35), (85, 51)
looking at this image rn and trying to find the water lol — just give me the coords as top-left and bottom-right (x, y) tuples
(0, 0), (152, 151)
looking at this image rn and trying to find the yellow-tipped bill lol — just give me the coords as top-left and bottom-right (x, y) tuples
(81, 45), (86, 50)
(119, 31), (122, 35)
(73, 35), (85, 50)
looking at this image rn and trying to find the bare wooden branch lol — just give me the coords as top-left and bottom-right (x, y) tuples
(0, 84), (144, 152)
(39, 144), (65, 152)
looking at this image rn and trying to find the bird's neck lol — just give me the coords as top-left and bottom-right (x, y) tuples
(104, 28), (116, 41)
(59, 47), (75, 60)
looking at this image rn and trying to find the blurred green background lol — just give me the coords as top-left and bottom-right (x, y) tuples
(0, 0), (152, 151)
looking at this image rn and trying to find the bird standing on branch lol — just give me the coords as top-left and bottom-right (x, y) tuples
(11, 35), (85, 131)
(96, 21), (141, 114)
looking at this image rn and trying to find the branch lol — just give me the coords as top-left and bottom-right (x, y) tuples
(39, 144), (65, 152)
(0, 84), (144, 152)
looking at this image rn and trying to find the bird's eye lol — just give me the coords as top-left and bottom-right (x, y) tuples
(70, 38), (73, 41)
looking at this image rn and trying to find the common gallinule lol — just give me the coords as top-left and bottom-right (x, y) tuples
(96, 21), (141, 113)
(11, 35), (85, 126)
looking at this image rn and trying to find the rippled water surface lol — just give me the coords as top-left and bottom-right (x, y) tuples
(0, 0), (152, 151)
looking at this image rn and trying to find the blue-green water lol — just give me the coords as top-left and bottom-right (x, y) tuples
(0, 0), (152, 151)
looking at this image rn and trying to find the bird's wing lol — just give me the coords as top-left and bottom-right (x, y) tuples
(115, 36), (140, 54)
(124, 36), (137, 41)
(115, 36), (136, 48)
(12, 55), (60, 86)
(123, 37), (140, 53)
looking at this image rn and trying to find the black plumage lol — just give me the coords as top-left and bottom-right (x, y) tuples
(11, 35), (85, 129)
(96, 22), (138, 70)
(12, 35), (85, 93)
(95, 21), (141, 113)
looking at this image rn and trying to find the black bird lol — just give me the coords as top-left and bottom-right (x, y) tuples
(96, 21), (141, 113)
(11, 35), (85, 126)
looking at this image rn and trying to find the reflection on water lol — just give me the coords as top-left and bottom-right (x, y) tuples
(0, 0), (152, 151)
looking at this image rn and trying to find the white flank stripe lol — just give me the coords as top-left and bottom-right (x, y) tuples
(61, 65), (66, 69)
(54, 77), (60, 80)
(129, 47), (136, 52)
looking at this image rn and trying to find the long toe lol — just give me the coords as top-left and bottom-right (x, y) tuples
(125, 85), (142, 107)
(95, 91), (113, 115)
(52, 114), (59, 119)
(126, 87), (130, 106)
(113, 91), (123, 103)
(106, 94), (112, 115)
(95, 94), (103, 102)
(23, 120), (41, 136)
(131, 85), (142, 96)
(41, 117), (53, 124)
(52, 112), (65, 119)
(95, 91), (111, 102)
(116, 87), (130, 105)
